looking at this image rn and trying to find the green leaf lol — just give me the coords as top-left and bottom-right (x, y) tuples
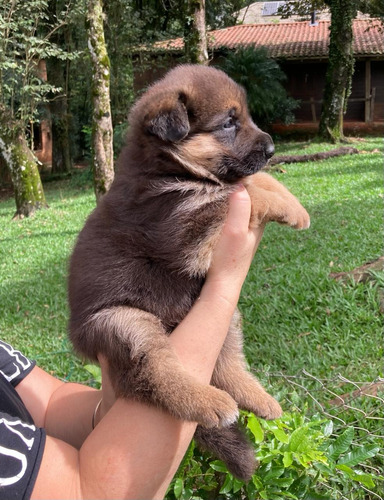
(273, 477), (295, 487)
(288, 427), (310, 452)
(180, 487), (194, 500)
(272, 428), (289, 444)
(303, 491), (333, 500)
(246, 481), (257, 497)
(209, 460), (228, 472)
(219, 474), (233, 494)
(322, 421), (333, 437)
(354, 474), (375, 488)
(173, 478), (184, 499)
(335, 463), (355, 478)
(336, 465), (376, 488)
(328, 427), (354, 460)
(233, 478), (244, 493)
(337, 445), (380, 467)
(252, 475), (263, 489)
(248, 414), (264, 443)
(264, 466), (285, 483)
(84, 363), (102, 384)
(283, 451), (293, 468)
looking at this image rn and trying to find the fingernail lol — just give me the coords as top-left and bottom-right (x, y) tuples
(233, 183), (245, 192)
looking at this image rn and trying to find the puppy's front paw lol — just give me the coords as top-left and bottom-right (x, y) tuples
(283, 203), (310, 230)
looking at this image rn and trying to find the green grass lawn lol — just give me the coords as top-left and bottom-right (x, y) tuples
(0, 138), (382, 393)
(241, 138), (383, 385)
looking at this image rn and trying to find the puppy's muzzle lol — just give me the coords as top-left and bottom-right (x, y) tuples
(263, 137), (275, 160)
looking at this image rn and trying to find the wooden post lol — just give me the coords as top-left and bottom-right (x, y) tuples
(365, 59), (371, 123)
(310, 97), (317, 123)
(370, 87), (376, 122)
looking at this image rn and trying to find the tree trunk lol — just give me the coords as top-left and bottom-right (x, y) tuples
(46, 4), (73, 175)
(86, 0), (114, 202)
(184, 0), (209, 65)
(0, 126), (48, 219)
(318, 0), (358, 142)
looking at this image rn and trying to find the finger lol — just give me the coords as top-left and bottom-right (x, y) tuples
(224, 184), (252, 235)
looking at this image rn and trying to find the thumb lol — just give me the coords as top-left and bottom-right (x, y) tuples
(224, 184), (252, 234)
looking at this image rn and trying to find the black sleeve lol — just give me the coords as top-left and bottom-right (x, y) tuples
(0, 340), (36, 388)
(0, 412), (46, 500)
(0, 341), (45, 499)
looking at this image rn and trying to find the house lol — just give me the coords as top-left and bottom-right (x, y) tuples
(237, 0), (331, 24)
(147, 15), (383, 133)
(236, 1), (370, 25)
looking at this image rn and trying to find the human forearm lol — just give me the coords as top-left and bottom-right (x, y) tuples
(44, 381), (100, 448)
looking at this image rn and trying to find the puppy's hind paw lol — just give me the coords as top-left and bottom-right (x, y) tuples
(253, 393), (283, 421)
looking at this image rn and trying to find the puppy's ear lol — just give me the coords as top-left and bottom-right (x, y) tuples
(145, 92), (190, 142)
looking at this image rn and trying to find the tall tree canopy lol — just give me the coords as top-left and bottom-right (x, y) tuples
(0, 0), (251, 215)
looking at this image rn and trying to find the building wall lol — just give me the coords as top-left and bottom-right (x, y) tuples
(237, 2), (370, 25)
(237, 2), (330, 24)
(132, 52), (383, 125)
(371, 60), (384, 121)
(281, 59), (383, 123)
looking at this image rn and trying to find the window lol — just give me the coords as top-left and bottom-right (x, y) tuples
(262, 1), (287, 16)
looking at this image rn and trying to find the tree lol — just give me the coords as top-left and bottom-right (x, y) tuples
(0, 0), (53, 217)
(184, 0), (209, 64)
(46, 0), (74, 175)
(86, 0), (114, 201)
(317, 0), (359, 142)
(0, 108), (47, 219)
(279, 0), (384, 142)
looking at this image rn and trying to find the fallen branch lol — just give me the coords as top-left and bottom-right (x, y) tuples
(328, 381), (384, 407)
(269, 146), (359, 166)
(329, 257), (384, 284)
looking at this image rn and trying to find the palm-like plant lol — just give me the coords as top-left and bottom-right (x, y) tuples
(219, 46), (298, 129)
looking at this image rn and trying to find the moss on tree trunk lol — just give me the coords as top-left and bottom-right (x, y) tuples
(87, 0), (114, 202)
(318, 0), (357, 143)
(0, 130), (47, 219)
(184, 0), (208, 65)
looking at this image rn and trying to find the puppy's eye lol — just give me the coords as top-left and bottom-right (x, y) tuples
(223, 117), (236, 129)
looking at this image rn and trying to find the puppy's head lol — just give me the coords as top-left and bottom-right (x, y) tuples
(128, 64), (274, 183)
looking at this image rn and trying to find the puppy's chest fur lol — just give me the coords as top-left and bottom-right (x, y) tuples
(69, 174), (230, 332)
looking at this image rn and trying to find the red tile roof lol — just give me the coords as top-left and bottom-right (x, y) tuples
(156, 19), (384, 59)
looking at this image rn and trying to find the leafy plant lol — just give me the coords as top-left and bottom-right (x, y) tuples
(219, 46), (299, 129)
(0, 0), (78, 127)
(166, 412), (383, 500)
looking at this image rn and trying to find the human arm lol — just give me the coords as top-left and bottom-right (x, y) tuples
(17, 185), (265, 499)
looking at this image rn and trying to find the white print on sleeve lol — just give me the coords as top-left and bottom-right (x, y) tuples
(0, 340), (32, 383)
(0, 417), (36, 487)
(0, 445), (28, 486)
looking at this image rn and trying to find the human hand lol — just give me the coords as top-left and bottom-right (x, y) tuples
(203, 184), (265, 304)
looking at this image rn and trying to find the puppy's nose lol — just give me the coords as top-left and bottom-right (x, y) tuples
(265, 141), (275, 159)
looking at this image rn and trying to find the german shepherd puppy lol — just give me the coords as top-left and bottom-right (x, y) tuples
(68, 65), (310, 480)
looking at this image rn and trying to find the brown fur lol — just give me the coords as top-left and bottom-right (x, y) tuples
(68, 65), (310, 480)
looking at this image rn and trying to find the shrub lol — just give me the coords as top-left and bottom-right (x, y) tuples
(166, 411), (383, 500)
(218, 46), (298, 129)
